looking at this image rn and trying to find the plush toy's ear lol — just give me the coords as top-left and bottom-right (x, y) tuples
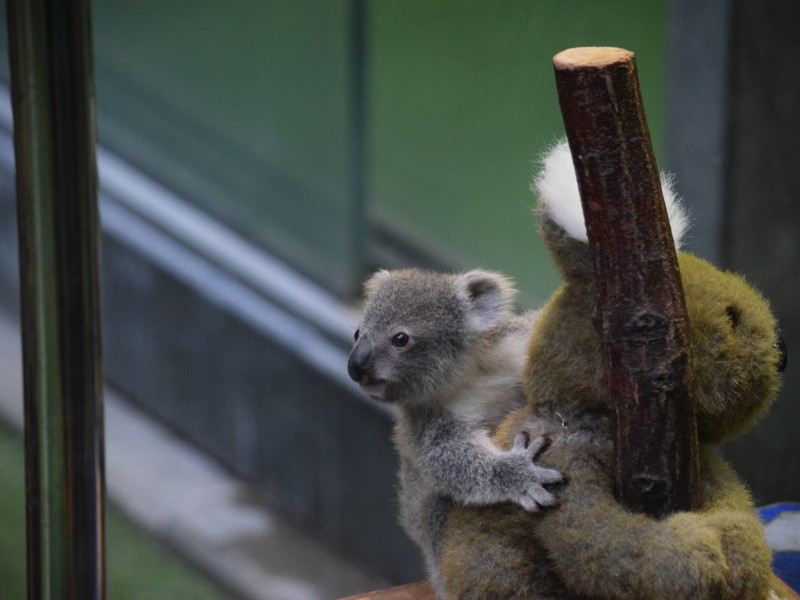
(454, 270), (516, 332)
(363, 269), (392, 297)
(533, 139), (690, 283)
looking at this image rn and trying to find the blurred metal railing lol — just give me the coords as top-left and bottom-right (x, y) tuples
(5, 0), (106, 598)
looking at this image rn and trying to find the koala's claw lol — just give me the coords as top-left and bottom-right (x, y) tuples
(513, 431), (555, 461)
(519, 485), (561, 512)
(513, 430), (532, 450)
(537, 464), (565, 482)
(530, 434), (553, 459)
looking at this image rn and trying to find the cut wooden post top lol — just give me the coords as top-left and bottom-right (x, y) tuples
(553, 46), (634, 70)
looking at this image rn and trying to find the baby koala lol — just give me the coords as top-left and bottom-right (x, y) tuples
(347, 268), (563, 589)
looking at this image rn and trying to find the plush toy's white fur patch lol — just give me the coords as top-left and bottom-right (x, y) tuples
(533, 139), (690, 249)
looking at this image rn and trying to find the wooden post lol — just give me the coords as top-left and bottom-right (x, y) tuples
(553, 47), (699, 517)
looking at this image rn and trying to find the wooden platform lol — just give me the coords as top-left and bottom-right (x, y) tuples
(341, 579), (799, 599)
(341, 581), (436, 600)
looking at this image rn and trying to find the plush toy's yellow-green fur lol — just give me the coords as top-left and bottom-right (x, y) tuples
(438, 142), (787, 600)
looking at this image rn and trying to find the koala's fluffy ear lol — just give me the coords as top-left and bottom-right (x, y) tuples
(533, 138), (690, 284)
(454, 270), (516, 332)
(363, 269), (392, 297)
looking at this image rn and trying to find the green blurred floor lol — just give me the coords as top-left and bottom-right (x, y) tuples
(0, 421), (230, 600)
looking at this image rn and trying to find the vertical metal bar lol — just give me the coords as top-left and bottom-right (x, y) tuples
(5, 0), (106, 599)
(348, 0), (368, 294)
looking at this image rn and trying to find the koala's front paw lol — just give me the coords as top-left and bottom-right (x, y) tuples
(511, 431), (564, 512)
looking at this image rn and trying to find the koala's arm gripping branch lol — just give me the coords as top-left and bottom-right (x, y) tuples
(553, 47), (699, 517)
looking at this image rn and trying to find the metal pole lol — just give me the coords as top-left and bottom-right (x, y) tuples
(6, 0), (106, 598)
(346, 0), (368, 295)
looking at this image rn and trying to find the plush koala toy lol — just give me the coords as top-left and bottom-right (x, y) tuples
(438, 140), (790, 600)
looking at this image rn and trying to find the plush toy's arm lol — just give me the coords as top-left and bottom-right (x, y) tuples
(536, 447), (773, 600)
(693, 449), (778, 599)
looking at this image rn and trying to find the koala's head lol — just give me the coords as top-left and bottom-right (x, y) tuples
(526, 140), (786, 444)
(347, 269), (515, 405)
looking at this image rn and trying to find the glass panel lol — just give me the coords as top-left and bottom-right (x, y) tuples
(1, 2), (667, 306)
(90, 1), (364, 295)
(369, 1), (667, 306)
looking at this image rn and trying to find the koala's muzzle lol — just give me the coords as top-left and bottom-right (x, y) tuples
(347, 339), (373, 383)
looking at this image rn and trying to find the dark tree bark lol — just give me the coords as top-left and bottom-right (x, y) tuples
(553, 47), (699, 517)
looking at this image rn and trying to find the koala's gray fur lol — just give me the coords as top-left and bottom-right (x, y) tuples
(347, 268), (563, 592)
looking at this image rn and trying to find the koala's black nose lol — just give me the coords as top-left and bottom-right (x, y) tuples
(775, 335), (788, 372)
(347, 340), (372, 382)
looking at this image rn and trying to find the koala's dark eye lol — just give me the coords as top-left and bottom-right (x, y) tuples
(354, 329), (360, 341)
(392, 332), (410, 348)
(725, 306), (741, 329)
